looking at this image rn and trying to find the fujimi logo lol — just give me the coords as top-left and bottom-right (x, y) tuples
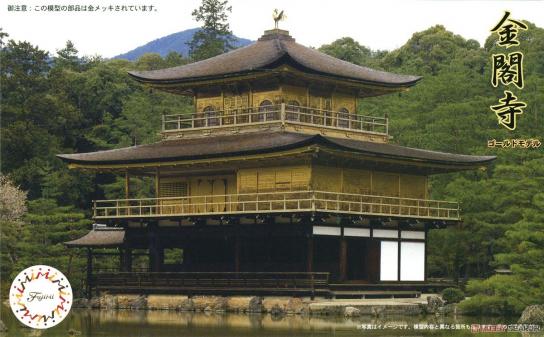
(27, 292), (55, 302)
(9, 265), (73, 329)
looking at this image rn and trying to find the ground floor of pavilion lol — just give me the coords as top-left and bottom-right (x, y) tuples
(66, 217), (453, 298)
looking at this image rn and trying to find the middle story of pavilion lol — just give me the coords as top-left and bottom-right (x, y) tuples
(59, 128), (494, 283)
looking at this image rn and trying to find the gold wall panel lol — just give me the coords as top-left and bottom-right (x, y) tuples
(196, 97), (223, 111)
(237, 166), (311, 193)
(238, 170), (258, 193)
(399, 174), (427, 199)
(282, 84), (308, 105)
(332, 92), (356, 112)
(312, 165), (342, 192)
(257, 169), (276, 192)
(372, 172), (400, 197)
(311, 167), (426, 199)
(191, 85), (359, 113)
(342, 169), (371, 194)
(252, 90), (281, 107)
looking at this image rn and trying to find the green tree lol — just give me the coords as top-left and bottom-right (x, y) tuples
(319, 37), (382, 68)
(458, 158), (544, 315)
(54, 40), (80, 70)
(0, 39), (57, 198)
(10, 199), (93, 297)
(0, 28), (8, 47)
(356, 23), (543, 287)
(164, 51), (188, 67)
(187, 0), (236, 61)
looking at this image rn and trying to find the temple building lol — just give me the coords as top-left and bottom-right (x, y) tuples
(61, 28), (495, 298)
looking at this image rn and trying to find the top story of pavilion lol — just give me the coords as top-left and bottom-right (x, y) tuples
(128, 28), (421, 143)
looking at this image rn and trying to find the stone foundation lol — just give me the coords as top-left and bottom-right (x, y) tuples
(74, 294), (449, 317)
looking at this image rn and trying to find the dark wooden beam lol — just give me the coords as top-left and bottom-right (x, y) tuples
(234, 225), (241, 273)
(148, 222), (160, 272)
(155, 167), (160, 198)
(121, 248), (132, 272)
(86, 248), (93, 299)
(306, 235), (313, 273)
(119, 249), (123, 271)
(397, 224), (402, 282)
(339, 235), (347, 282)
(125, 171), (130, 199)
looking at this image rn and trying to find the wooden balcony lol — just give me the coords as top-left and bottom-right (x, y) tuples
(161, 103), (389, 142)
(92, 190), (460, 221)
(92, 271), (330, 298)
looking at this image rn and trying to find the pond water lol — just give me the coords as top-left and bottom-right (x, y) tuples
(1, 307), (540, 337)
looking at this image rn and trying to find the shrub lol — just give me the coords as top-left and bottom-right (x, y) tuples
(459, 294), (521, 316)
(441, 287), (465, 303)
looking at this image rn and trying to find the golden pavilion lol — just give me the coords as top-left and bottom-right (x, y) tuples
(61, 28), (495, 298)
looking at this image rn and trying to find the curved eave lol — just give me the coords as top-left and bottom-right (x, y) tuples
(127, 33), (421, 93)
(128, 59), (421, 91)
(57, 133), (496, 173)
(64, 228), (125, 248)
(57, 136), (317, 166)
(320, 144), (495, 172)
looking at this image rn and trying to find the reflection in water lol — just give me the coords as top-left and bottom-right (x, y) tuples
(1, 306), (538, 337)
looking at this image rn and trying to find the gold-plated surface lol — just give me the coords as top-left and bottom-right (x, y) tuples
(92, 190), (459, 221)
(162, 103), (388, 142)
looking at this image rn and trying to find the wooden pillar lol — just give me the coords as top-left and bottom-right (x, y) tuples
(306, 235), (314, 272)
(159, 248), (164, 270)
(234, 229), (241, 273)
(339, 236), (347, 282)
(121, 248), (132, 272)
(86, 248), (93, 299)
(248, 84), (253, 107)
(119, 248), (124, 271)
(155, 167), (160, 197)
(266, 226), (272, 269)
(125, 171), (130, 199)
(148, 222), (160, 272)
(397, 223), (402, 282)
(183, 240), (190, 271)
(424, 224), (428, 282)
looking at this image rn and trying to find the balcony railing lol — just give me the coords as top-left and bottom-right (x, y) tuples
(93, 190), (460, 221)
(91, 271), (331, 298)
(162, 104), (388, 137)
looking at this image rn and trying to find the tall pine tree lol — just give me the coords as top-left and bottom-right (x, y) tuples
(187, 0), (236, 61)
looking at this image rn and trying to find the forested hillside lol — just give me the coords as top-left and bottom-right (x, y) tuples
(320, 24), (544, 314)
(114, 28), (252, 60)
(1, 23), (543, 314)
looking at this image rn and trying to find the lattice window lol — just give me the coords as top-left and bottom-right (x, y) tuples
(159, 181), (188, 198)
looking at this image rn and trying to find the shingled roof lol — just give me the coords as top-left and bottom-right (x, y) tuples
(64, 227), (125, 247)
(128, 29), (421, 89)
(57, 131), (495, 172)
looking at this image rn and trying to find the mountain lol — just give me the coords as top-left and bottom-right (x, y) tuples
(114, 28), (253, 60)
